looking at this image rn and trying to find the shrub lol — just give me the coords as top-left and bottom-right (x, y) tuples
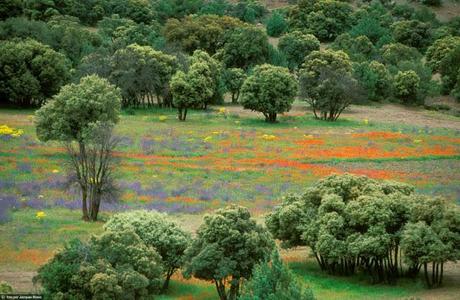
(0, 281), (13, 293)
(266, 11), (288, 37)
(183, 205), (275, 300)
(349, 16), (391, 45)
(35, 231), (164, 299)
(0, 39), (70, 107)
(391, 20), (432, 50)
(240, 64), (297, 122)
(452, 72), (460, 101)
(332, 33), (376, 62)
(288, 0), (354, 41)
(278, 31), (320, 70)
(394, 70), (421, 104)
(239, 250), (315, 300)
(380, 43), (421, 65)
(354, 61), (392, 101)
(426, 36), (460, 72)
(223, 68), (247, 103)
(299, 50), (360, 121)
(104, 210), (191, 292)
(439, 45), (460, 94)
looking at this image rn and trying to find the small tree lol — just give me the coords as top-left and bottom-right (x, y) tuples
(390, 20), (432, 50)
(425, 36), (460, 72)
(104, 210), (191, 292)
(299, 50), (359, 121)
(380, 43), (421, 65)
(266, 11), (288, 37)
(170, 62), (214, 121)
(278, 31), (320, 70)
(183, 205), (275, 300)
(394, 70), (420, 104)
(223, 68), (247, 103)
(239, 250), (315, 300)
(353, 60), (392, 101)
(35, 75), (121, 221)
(240, 64), (297, 122)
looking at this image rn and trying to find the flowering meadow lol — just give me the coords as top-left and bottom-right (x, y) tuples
(0, 107), (460, 297)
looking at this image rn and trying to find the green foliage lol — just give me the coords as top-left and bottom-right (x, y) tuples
(218, 25), (270, 69)
(278, 31), (320, 70)
(401, 198), (460, 287)
(391, 20), (432, 50)
(0, 39), (70, 107)
(380, 43), (421, 65)
(453, 72), (460, 101)
(418, 0), (441, 6)
(390, 60), (435, 103)
(0, 281), (13, 293)
(103, 0), (155, 24)
(183, 205), (275, 300)
(266, 11), (288, 37)
(0, 0), (22, 20)
(240, 64), (297, 122)
(230, 0), (267, 23)
(35, 230), (164, 299)
(104, 210), (191, 292)
(426, 36), (460, 72)
(288, 0), (354, 41)
(239, 251), (315, 300)
(394, 70), (421, 104)
(299, 50), (360, 121)
(110, 44), (177, 107)
(349, 16), (391, 45)
(332, 34), (376, 62)
(353, 60), (392, 101)
(164, 14), (243, 54)
(223, 68), (247, 103)
(438, 45), (460, 94)
(266, 173), (426, 283)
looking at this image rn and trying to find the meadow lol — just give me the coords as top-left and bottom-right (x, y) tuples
(1, 104), (460, 298)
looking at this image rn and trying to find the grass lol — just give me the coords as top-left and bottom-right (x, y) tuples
(1, 106), (459, 298)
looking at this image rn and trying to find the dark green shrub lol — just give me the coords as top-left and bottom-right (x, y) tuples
(354, 60), (392, 101)
(278, 31), (320, 70)
(266, 11), (288, 37)
(391, 20), (432, 50)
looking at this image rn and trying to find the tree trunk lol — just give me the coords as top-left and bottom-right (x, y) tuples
(81, 187), (89, 221)
(161, 268), (175, 293)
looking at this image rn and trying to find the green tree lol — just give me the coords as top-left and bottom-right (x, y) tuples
(35, 75), (121, 221)
(111, 44), (177, 107)
(266, 11), (288, 37)
(104, 210), (191, 292)
(183, 205), (275, 300)
(394, 70), (420, 104)
(223, 68), (247, 103)
(438, 45), (460, 94)
(380, 43), (421, 65)
(332, 33), (376, 62)
(0, 39), (70, 107)
(217, 25), (270, 69)
(391, 20), (432, 50)
(240, 64), (297, 122)
(0, 0), (22, 20)
(278, 31), (320, 70)
(453, 72), (460, 101)
(239, 250), (315, 300)
(34, 230), (164, 299)
(299, 50), (359, 121)
(353, 60), (392, 101)
(288, 0), (354, 41)
(426, 36), (460, 72)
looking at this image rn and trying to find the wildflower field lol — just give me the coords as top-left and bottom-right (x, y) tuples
(1, 106), (460, 298)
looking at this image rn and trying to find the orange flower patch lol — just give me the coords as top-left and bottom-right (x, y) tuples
(294, 138), (324, 146)
(351, 131), (409, 139)
(0, 248), (54, 266)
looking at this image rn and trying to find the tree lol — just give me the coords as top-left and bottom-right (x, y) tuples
(104, 210), (191, 292)
(183, 205), (274, 300)
(110, 44), (177, 107)
(34, 230), (164, 299)
(239, 250), (315, 300)
(401, 198), (460, 288)
(35, 75), (121, 221)
(380, 43), (421, 65)
(426, 36), (460, 73)
(332, 34), (376, 62)
(0, 39), (70, 107)
(164, 14), (243, 54)
(453, 72), (460, 101)
(0, 0), (22, 20)
(266, 11), (288, 37)
(240, 64), (297, 122)
(438, 45), (460, 94)
(217, 25), (270, 69)
(266, 174), (419, 283)
(170, 59), (214, 121)
(102, 0), (155, 24)
(278, 31), (320, 70)
(394, 70), (420, 104)
(223, 68), (247, 103)
(353, 60), (392, 101)
(288, 0), (354, 41)
(299, 50), (359, 121)
(390, 20), (432, 50)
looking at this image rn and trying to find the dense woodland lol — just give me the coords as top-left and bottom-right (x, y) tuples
(1, 0), (460, 299)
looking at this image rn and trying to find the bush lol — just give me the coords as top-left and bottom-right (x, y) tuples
(104, 210), (191, 292)
(332, 34), (376, 62)
(354, 60), (392, 101)
(391, 20), (432, 50)
(426, 36), (460, 72)
(0, 281), (13, 293)
(278, 31), (320, 70)
(439, 45), (460, 94)
(394, 70), (421, 104)
(266, 11), (288, 37)
(0, 39), (70, 107)
(35, 230), (164, 299)
(349, 16), (391, 45)
(183, 205), (275, 300)
(299, 50), (360, 121)
(239, 251), (315, 300)
(240, 64), (297, 122)
(288, 0), (354, 41)
(380, 43), (421, 65)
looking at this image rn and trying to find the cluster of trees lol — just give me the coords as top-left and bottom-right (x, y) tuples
(267, 174), (460, 288)
(35, 206), (314, 300)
